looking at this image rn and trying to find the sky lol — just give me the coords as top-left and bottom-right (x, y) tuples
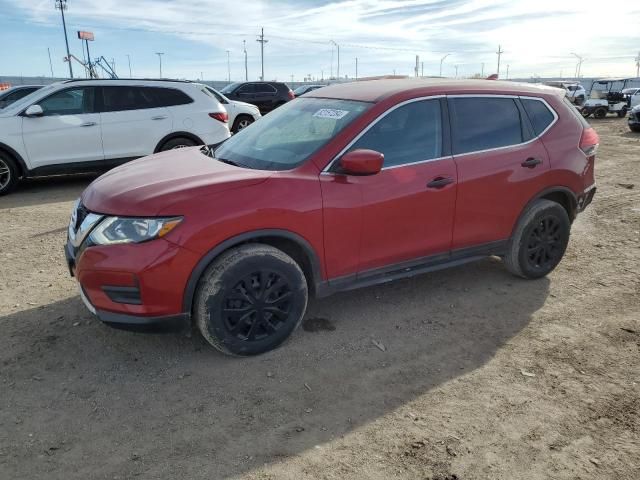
(1, 0), (639, 82)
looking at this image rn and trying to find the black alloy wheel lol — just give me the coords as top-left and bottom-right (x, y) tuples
(525, 217), (564, 272)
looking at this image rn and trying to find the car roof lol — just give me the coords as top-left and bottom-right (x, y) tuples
(594, 78), (631, 82)
(304, 78), (563, 103)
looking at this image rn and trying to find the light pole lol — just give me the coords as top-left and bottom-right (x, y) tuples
(454, 65), (459, 78)
(243, 40), (248, 81)
(330, 40), (340, 79)
(126, 54), (132, 77)
(55, 0), (73, 78)
(439, 53), (450, 77)
(570, 52), (583, 78)
(155, 52), (164, 77)
(226, 50), (231, 82)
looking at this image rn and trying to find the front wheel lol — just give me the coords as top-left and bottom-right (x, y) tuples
(580, 107), (592, 118)
(594, 107), (608, 119)
(504, 200), (571, 279)
(0, 153), (19, 196)
(231, 115), (254, 133)
(195, 244), (308, 356)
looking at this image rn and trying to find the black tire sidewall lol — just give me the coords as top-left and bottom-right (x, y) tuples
(160, 137), (197, 151)
(516, 205), (570, 279)
(200, 253), (307, 356)
(0, 154), (19, 196)
(594, 107), (607, 119)
(232, 115), (254, 133)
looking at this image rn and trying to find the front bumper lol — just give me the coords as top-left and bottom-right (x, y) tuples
(65, 223), (197, 331)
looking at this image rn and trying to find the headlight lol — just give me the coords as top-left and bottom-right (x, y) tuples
(88, 217), (183, 245)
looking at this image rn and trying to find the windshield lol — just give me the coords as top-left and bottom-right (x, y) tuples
(220, 82), (242, 94)
(293, 85), (309, 95)
(213, 97), (371, 170)
(2, 84), (56, 114)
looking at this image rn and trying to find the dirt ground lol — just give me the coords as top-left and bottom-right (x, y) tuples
(1, 118), (639, 480)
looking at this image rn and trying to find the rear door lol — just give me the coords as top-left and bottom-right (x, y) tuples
(21, 86), (103, 168)
(99, 86), (172, 159)
(448, 95), (552, 250)
(254, 83), (279, 111)
(321, 98), (457, 278)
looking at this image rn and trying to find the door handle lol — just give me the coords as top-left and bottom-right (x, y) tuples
(521, 157), (542, 168)
(151, 115), (168, 120)
(426, 177), (455, 189)
(80, 121), (96, 127)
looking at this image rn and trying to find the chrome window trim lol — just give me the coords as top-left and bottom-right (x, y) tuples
(321, 93), (559, 174)
(321, 95), (445, 174)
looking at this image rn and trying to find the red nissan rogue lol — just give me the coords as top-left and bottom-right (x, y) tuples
(66, 79), (598, 356)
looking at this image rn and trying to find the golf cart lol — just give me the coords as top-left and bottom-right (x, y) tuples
(581, 78), (633, 119)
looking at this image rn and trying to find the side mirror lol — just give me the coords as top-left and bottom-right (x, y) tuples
(339, 149), (384, 176)
(25, 105), (44, 117)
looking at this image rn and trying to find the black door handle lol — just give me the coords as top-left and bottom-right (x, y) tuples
(521, 157), (543, 168)
(427, 177), (454, 189)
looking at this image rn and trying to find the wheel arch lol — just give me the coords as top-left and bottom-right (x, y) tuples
(154, 131), (205, 153)
(182, 229), (323, 314)
(512, 187), (578, 236)
(0, 142), (28, 177)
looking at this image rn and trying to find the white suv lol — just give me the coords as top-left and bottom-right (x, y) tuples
(0, 79), (230, 195)
(199, 85), (261, 133)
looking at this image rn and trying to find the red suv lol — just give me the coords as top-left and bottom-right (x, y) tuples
(66, 79), (598, 356)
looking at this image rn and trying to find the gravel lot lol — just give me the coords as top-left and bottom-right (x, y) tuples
(1, 118), (639, 480)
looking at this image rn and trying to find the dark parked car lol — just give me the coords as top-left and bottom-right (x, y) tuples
(629, 104), (640, 132)
(0, 85), (43, 109)
(220, 81), (294, 113)
(293, 84), (325, 96)
(66, 79), (598, 356)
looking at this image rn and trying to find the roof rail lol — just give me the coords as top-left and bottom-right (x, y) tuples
(62, 78), (193, 83)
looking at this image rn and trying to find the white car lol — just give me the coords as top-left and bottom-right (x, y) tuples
(622, 87), (640, 108)
(544, 81), (586, 105)
(200, 85), (261, 133)
(0, 79), (230, 195)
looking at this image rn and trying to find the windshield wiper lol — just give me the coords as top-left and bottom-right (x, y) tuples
(216, 157), (246, 168)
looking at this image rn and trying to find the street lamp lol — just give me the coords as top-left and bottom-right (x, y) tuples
(226, 50), (231, 82)
(55, 0), (73, 78)
(155, 52), (164, 78)
(330, 40), (340, 79)
(570, 52), (584, 78)
(439, 53), (450, 77)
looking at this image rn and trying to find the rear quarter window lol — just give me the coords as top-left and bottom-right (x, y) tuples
(521, 98), (556, 135)
(146, 87), (193, 107)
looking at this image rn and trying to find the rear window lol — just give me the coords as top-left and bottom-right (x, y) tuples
(449, 97), (524, 155)
(521, 98), (555, 135)
(147, 87), (193, 107)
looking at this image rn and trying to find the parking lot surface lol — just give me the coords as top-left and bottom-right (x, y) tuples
(1, 119), (639, 479)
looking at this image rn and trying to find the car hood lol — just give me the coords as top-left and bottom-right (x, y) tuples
(82, 147), (271, 216)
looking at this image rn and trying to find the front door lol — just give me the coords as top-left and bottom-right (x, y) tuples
(320, 98), (457, 279)
(22, 86), (103, 168)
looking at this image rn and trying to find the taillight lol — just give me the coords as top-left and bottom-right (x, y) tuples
(209, 112), (228, 123)
(288, 90), (295, 99)
(580, 127), (599, 157)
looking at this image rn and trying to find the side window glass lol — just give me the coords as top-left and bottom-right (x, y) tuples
(256, 84), (277, 94)
(348, 99), (442, 168)
(148, 87), (193, 107)
(449, 97), (523, 154)
(39, 88), (94, 116)
(521, 98), (555, 136)
(237, 84), (255, 94)
(102, 86), (154, 112)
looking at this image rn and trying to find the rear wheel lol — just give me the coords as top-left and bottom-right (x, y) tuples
(231, 114), (254, 133)
(617, 107), (628, 118)
(630, 125), (640, 133)
(504, 200), (571, 279)
(0, 153), (19, 196)
(594, 107), (608, 119)
(159, 136), (198, 151)
(195, 244), (308, 356)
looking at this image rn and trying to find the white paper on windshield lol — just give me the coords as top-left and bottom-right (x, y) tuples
(313, 108), (350, 120)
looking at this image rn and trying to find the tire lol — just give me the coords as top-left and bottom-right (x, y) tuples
(504, 199), (571, 279)
(630, 125), (640, 133)
(617, 107), (628, 118)
(231, 115), (254, 133)
(594, 107), (608, 119)
(159, 136), (198, 151)
(580, 108), (592, 118)
(0, 152), (19, 196)
(195, 244), (308, 356)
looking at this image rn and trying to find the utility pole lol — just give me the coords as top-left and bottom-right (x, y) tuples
(256, 28), (268, 81)
(243, 40), (248, 81)
(155, 52), (164, 77)
(496, 45), (504, 77)
(55, 0), (73, 78)
(454, 65), (458, 78)
(321, 69), (324, 81)
(421, 61), (424, 77)
(126, 54), (132, 77)
(439, 53), (450, 77)
(47, 48), (54, 77)
(635, 51), (640, 78)
(506, 64), (510, 79)
(415, 55), (419, 77)
(330, 40), (340, 79)
(355, 57), (358, 79)
(481, 62), (484, 77)
(226, 50), (231, 82)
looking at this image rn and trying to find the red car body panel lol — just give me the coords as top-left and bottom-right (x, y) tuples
(67, 79), (596, 322)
